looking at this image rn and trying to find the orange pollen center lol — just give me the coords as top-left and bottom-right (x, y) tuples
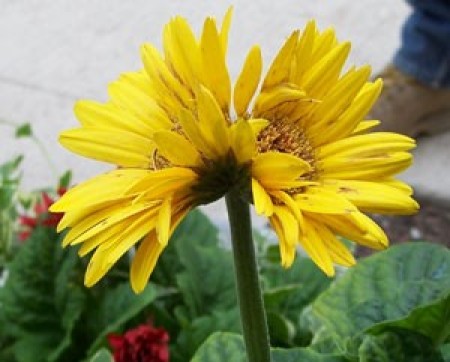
(256, 118), (318, 182)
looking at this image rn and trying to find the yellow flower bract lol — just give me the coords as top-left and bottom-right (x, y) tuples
(51, 9), (418, 293)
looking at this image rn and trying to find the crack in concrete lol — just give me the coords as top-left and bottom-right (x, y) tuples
(0, 75), (78, 100)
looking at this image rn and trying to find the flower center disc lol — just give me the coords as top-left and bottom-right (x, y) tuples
(256, 119), (317, 181)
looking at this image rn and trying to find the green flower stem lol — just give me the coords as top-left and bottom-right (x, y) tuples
(225, 188), (271, 362)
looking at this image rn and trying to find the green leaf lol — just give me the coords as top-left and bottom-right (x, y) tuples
(58, 170), (72, 189)
(262, 247), (332, 320)
(88, 348), (113, 362)
(13, 334), (57, 362)
(173, 210), (236, 317)
(87, 283), (158, 356)
(266, 311), (296, 346)
(366, 293), (450, 345)
(150, 210), (239, 361)
(191, 332), (347, 361)
(173, 309), (241, 359)
(152, 209), (222, 288)
(272, 348), (347, 361)
(1, 226), (86, 362)
(358, 328), (444, 362)
(15, 123), (32, 138)
(191, 332), (247, 362)
(311, 242), (450, 346)
(0, 155), (23, 179)
(441, 343), (450, 362)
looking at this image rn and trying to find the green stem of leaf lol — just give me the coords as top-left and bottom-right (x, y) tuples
(225, 188), (271, 362)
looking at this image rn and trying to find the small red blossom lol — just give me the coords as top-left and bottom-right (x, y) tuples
(108, 323), (169, 362)
(18, 188), (66, 241)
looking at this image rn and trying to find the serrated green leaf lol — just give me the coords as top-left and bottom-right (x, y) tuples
(86, 282), (157, 356)
(311, 243), (450, 349)
(1, 226), (86, 361)
(172, 210), (236, 317)
(89, 348), (113, 362)
(13, 334), (57, 362)
(358, 328), (443, 362)
(191, 332), (347, 361)
(15, 123), (32, 138)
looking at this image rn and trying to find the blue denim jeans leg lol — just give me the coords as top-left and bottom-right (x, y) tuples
(394, 0), (450, 88)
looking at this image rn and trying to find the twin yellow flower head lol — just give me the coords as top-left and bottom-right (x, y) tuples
(50, 9), (418, 293)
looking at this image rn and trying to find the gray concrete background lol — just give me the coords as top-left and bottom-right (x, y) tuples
(1, 1), (449, 227)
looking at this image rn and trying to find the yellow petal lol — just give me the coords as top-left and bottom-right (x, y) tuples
(108, 78), (172, 130)
(319, 132), (415, 159)
(300, 219), (335, 277)
(130, 232), (165, 293)
(254, 84), (306, 117)
(78, 220), (127, 257)
(50, 169), (148, 214)
(302, 42), (351, 98)
(349, 212), (389, 249)
(352, 120), (381, 134)
(251, 178), (274, 217)
(320, 152), (413, 180)
(383, 179), (413, 195)
(234, 46), (262, 116)
(163, 16), (203, 91)
(230, 119), (256, 163)
(152, 131), (202, 167)
(84, 247), (113, 287)
(201, 17), (231, 111)
(63, 202), (155, 247)
(157, 198), (171, 246)
(178, 109), (216, 159)
(84, 211), (157, 287)
(273, 206), (299, 248)
(322, 179), (419, 215)
(313, 212), (388, 250)
(290, 20), (316, 85)
(314, 223), (356, 267)
(74, 100), (158, 137)
(269, 214), (296, 268)
(59, 128), (153, 168)
(196, 85), (230, 156)
(248, 118), (269, 136)
(140, 43), (191, 110)
(126, 167), (198, 203)
(294, 187), (357, 214)
(319, 79), (383, 143)
(270, 190), (304, 228)
(307, 65), (371, 132)
(262, 31), (299, 90)
(310, 28), (338, 64)
(252, 152), (311, 188)
(104, 212), (159, 268)
(220, 7), (233, 55)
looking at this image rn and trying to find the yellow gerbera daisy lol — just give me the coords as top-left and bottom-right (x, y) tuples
(246, 21), (418, 274)
(51, 10), (417, 293)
